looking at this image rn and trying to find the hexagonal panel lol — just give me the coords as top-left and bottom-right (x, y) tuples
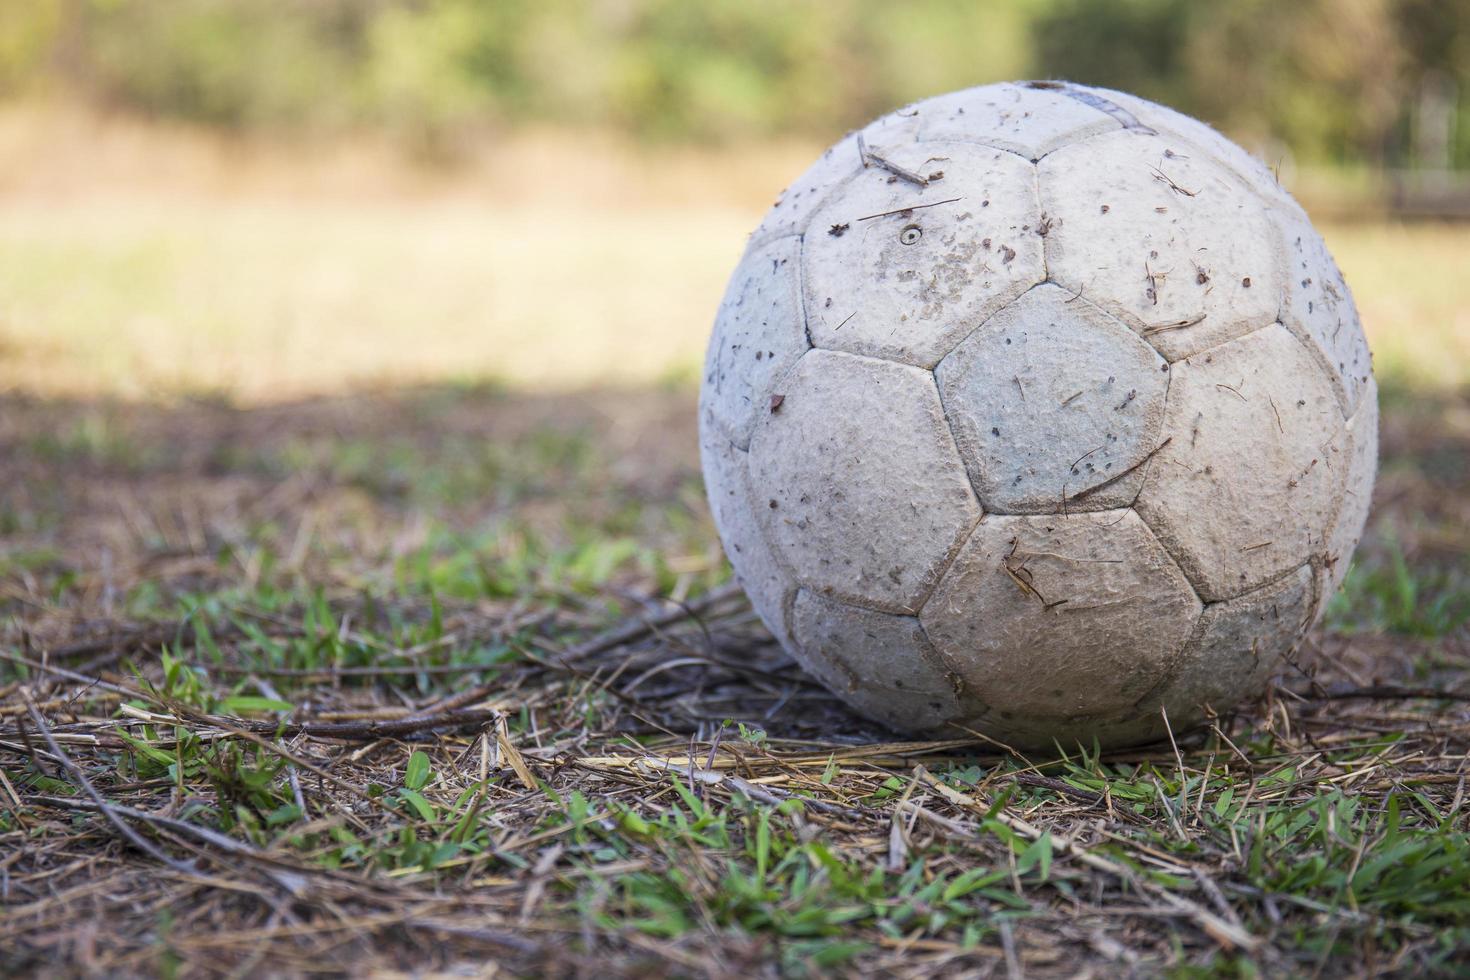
(1278, 209), (1374, 418)
(1070, 85), (1298, 213)
(748, 349), (981, 614)
(914, 82), (1121, 159)
(747, 111), (923, 248)
(1158, 564), (1316, 722)
(935, 283), (1169, 513)
(1135, 323), (1349, 602)
(699, 420), (797, 647)
(920, 510), (1202, 722)
(1040, 129), (1285, 362)
(1321, 381), (1379, 601)
(700, 236), (809, 450)
(803, 142), (1045, 368)
(790, 589), (970, 732)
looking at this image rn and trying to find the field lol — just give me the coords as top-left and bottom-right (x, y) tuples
(0, 107), (1467, 399)
(2, 113), (1470, 976)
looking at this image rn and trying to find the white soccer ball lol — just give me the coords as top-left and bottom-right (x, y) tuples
(699, 81), (1376, 749)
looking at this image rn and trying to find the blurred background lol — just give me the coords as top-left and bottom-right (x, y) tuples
(0, 0), (1467, 629)
(4, 8), (1469, 971)
(0, 0), (1467, 400)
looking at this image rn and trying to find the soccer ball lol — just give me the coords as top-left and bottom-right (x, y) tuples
(699, 81), (1376, 749)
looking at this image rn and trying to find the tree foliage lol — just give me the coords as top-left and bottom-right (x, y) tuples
(2, 0), (1465, 166)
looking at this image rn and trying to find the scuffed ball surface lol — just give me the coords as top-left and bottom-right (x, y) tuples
(699, 81), (1377, 749)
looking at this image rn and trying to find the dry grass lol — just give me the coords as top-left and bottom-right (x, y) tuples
(5, 595), (1464, 976)
(1331, 223), (1470, 388)
(0, 105), (1466, 401)
(1, 377), (1468, 976)
(0, 104), (808, 400)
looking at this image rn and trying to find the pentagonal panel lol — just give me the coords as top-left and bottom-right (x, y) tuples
(803, 142), (1045, 368)
(748, 349), (980, 613)
(747, 111), (923, 248)
(935, 283), (1169, 513)
(914, 82), (1120, 159)
(699, 420), (797, 647)
(1158, 564), (1316, 722)
(791, 589), (971, 731)
(920, 510), (1201, 721)
(1321, 381), (1379, 602)
(701, 236), (809, 449)
(1040, 130), (1285, 362)
(1135, 324), (1348, 601)
(1070, 85), (1298, 214)
(1278, 210), (1374, 418)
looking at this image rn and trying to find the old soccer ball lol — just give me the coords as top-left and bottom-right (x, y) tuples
(698, 81), (1376, 749)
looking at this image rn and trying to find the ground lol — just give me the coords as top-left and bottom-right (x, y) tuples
(1, 373), (1467, 977)
(1, 115), (1469, 977)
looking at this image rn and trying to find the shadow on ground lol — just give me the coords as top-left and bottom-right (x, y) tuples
(2, 376), (1466, 740)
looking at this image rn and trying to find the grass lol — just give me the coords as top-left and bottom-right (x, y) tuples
(0, 105), (1466, 401)
(1328, 223), (1470, 390)
(1, 114), (1469, 975)
(1, 374), (1468, 976)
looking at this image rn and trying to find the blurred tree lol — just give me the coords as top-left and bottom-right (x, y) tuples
(72, 0), (372, 129)
(1034, 0), (1462, 168)
(366, 0), (511, 155)
(1396, 0), (1470, 168)
(0, 0), (1462, 169)
(1188, 0), (1404, 166)
(1031, 0), (1193, 106)
(0, 0), (62, 93)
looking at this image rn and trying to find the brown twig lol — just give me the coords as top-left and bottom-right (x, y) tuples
(1143, 314), (1207, 335)
(20, 691), (196, 874)
(248, 708), (502, 740)
(1065, 437), (1173, 504)
(1150, 165), (1198, 197)
(854, 197), (963, 222)
(859, 140), (931, 187)
(1313, 686), (1470, 703)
